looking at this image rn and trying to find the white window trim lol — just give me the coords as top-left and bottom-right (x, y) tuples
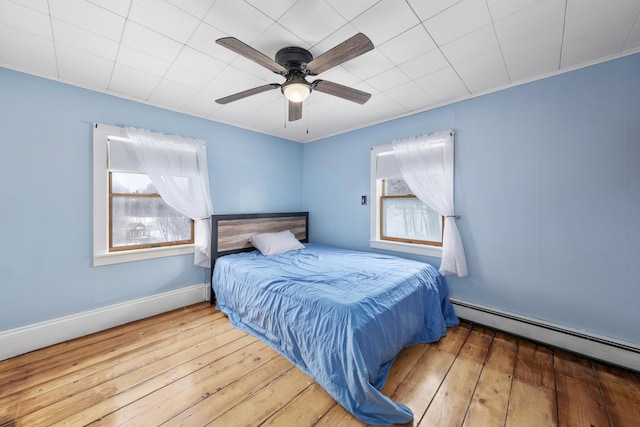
(92, 123), (194, 266)
(369, 143), (445, 258)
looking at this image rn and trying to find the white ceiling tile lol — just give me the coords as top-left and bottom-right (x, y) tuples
(56, 44), (113, 89)
(366, 67), (410, 91)
(148, 78), (199, 108)
(116, 45), (172, 77)
(453, 48), (509, 93)
(493, 0), (564, 81)
(309, 24), (360, 57)
(182, 90), (221, 117)
(121, 21), (183, 63)
(562, 0), (640, 67)
(52, 19), (119, 61)
(493, 0), (565, 46)
(301, 95), (331, 111)
(0, 24), (57, 76)
(109, 62), (161, 99)
(0, 0), (51, 38)
(566, 0), (630, 18)
(203, 78), (238, 106)
(325, 0), (381, 20)
(241, 103), (293, 131)
(248, 23), (308, 60)
(314, 67), (361, 88)
(415, 66), (470, 103)
(277, 0), (347, 46)
(343, 102), (388, 125)
(486, 0), (542, 21)
(350, 79), (378, 95)
(165, 0), (215, 19)
(341, 48), (394, 80)
(87, 0), (131, 17)
(397, 48), (450, 80)
(307, 103), (367, 129)
(423, 0), (492, 45)
(378, 25), (437, 65)
(383, 80), (436, 110)
(624, 18), (640, 50)
(228, 55), (280, 82)
(406, 0), (461, 21)
(49, 0), (125, 41)
(247, 91), (286, 116)
(308, 108), (366, 132)
(441, 24), (498, 64)
(208, 65), (274, 99)
(500, 24), (562, 81)
(209, 97), (264, 124)
(163, 64), (212, 90)
(566, 0), (640, 29)
(8, 0), (49, 14)
(173, 46), (227, 79)
(187, 22), (232, 60)
(246, 0), (298, 20)
(204, 0), (274, 43)
(351, 0), (420, 45)
(129, 0), (200, 44)
(357, 92), (409, 124)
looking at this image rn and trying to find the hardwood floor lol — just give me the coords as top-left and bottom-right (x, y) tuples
(1, 302), (639, 426)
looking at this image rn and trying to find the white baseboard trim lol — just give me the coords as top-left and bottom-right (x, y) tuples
(451, 299), (640, 372)
(0, 283), (209, 361)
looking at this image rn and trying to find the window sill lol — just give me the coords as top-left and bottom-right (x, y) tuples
(93, 244), (195, 266)
(370, 239), (442, 258)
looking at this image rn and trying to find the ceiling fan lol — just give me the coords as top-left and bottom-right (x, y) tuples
(215, 33), (374, 121)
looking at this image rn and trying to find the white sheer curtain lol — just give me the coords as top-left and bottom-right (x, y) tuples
(126, 127), (213, 268)
(392, 131), (468, 277)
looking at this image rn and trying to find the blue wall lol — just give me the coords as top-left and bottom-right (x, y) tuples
(2, 52), (639, 348)
(303, 53), (640, 345)
(0, 67), (303, 330)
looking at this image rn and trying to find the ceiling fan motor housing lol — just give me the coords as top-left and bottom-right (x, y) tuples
(275, 47), (313, 72)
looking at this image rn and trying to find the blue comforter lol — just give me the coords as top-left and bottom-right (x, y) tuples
(213, 244), (458, 425)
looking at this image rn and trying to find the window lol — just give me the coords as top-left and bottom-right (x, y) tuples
(370, 143), (450, 258)
(109, 172), (193, 251)
(380, 178), (443, 246)
(93, 124), (194, 266)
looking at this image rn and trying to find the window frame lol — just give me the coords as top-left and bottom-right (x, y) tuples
(370, 143), (452, 258)
(379, 181), (444, 246)
(93, 123), (194, 266)
(108, 171), (195, 252)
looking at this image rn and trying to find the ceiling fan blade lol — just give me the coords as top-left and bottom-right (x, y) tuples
(216, 37), (287, 74)
(306, 33), (374, 75)
(288, 101), (302, 121)
(312, 80), (371, 104)
(215, 84), (280, 104)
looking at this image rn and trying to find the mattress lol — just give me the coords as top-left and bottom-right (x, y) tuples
(212, 243), (459, 425)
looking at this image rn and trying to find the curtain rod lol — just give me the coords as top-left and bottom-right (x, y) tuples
(370, 130), (454, 150)
(107, 135), (135, 143)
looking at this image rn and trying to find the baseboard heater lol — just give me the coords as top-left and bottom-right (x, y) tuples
(450, 299), (640, 373)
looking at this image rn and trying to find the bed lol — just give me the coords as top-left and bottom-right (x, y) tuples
(210, 212), (459, 425)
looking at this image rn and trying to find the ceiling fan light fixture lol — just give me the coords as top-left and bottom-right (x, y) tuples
(282, 82), (311, 103)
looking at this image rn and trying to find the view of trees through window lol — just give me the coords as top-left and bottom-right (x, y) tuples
(110, 172), (192, 250)
(381, 178), (443, 245)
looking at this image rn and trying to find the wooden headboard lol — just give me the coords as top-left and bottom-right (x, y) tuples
(209, 212), (309, 304)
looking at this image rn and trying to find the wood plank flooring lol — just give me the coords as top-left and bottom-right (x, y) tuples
(1, 302), (639, 426)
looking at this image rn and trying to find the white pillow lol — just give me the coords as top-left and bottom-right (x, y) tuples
(250, 230), (305, 256)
